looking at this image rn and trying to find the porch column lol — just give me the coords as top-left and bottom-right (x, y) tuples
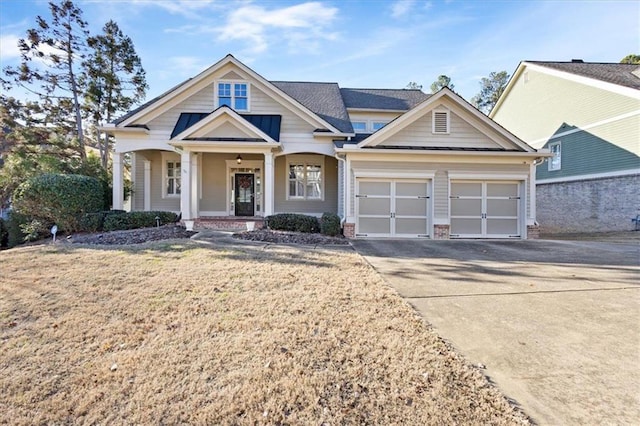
(191, 153), (199, 217)
(112, 152), (124, 210)
(180, 151), (193, 220)
(143, 160), (151, 211)
(263, 151), (274, 216)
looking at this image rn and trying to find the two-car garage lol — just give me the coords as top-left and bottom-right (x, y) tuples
(354, 176), (524, 239)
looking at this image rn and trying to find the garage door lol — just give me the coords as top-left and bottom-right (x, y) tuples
(450, 181), (520, 238)
(356, 179), (430, 237)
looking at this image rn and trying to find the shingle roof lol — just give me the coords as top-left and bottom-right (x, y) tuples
(529, 61), (640, 90)
(340, 88), (430, 110)
(271, 81), (353, 133)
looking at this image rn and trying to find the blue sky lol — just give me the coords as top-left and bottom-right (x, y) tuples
(1, 0), (638, 104)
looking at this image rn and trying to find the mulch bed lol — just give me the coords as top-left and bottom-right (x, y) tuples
(69, 225), (197, 245)
(232, 229), (349, 245)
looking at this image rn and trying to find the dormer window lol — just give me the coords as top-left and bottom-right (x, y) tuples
(351, 120), (389, 133)
(432, 109), (450, 134)
(217, 82), (249, 111)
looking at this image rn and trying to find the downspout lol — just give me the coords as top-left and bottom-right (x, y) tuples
(334, 151), (347, 226)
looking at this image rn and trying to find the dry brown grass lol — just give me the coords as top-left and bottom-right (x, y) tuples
(1, 239), (529, 425)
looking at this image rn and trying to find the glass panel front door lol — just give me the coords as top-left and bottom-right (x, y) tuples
(234, 173), (254, 216)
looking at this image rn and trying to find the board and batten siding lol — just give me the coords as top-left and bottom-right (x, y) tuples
(274, 155), (338, 215)
(348, 160), (531, 222)
(380, 109), (499, 149)
(492, 67), (640, 145)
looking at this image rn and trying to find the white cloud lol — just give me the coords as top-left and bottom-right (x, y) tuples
(0, 34), (21, 62)
(131, 0), (221, 19)
(216, 2), (339, 54)
(391, 0), (417, 18)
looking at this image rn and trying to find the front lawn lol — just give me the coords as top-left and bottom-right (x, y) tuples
(0, 239), (528, 424)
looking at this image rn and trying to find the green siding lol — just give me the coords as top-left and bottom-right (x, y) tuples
(537, 127), (640, 180)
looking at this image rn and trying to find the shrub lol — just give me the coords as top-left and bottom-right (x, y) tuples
(12, 174), (104, 233)
(6, 210), (28, 248)
(266, 213), (320, 233)
(80, 210), (127, 232)
(0, 218), (7, 248)
(320, 212), (342, 236)
(103, 211), (178, 232)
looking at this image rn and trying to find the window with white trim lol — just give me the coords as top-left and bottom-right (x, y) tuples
(548, 142), (561, 171)
(287, 155), (324, 200)
(372, 121), (387, 131)
(165, 160), (181, 196)
(352, 121), (367, 132)
(351, 120), (389, 133)
(432, 109), (450, 134)
(217, 82), (249, 111)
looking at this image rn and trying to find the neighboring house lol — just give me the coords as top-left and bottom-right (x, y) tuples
(104, 54), (547, 239)
(491, 60), (640, 233)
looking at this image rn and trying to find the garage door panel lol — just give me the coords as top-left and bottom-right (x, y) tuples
(396, 198), (427, 216)
(451, 199), (482, 216)
(396, 218), (428, 234)
(359, 217), (391, 234)
(359, 198), (391, 215)
(487, 199), (518, 216)
(359, 181), (391, 196)
(451, 218), (482, 235)
(396, 182), (428, 197)
(487, 219), (518, 235)
(451, 182), (482, 197)
(487, 183), (518, 197)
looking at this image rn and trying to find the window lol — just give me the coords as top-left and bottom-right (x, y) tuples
(548, 142), (561, 171)
(351, 120), (389, 133)
(352, 121), (367, 132)
(432, 109), (450, 134)
(217, 82), (249, 111)
(287, 155), (324, 200)
(166, 161), (181, 196)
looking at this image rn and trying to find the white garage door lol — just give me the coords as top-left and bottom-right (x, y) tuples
(450, 181), (521, 238)
(356, 179), (430, 237)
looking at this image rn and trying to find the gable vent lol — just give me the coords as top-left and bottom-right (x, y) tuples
(433, 111), (449, 134)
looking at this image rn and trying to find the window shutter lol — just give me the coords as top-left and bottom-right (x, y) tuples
(433, 111), (448, 133)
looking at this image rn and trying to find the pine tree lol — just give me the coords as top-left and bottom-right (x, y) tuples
(471, 71), (510, 114)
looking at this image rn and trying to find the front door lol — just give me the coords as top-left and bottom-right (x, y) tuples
(234, 173), (255, 216)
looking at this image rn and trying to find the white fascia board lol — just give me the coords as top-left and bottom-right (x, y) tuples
(490, 62), (525, 117)
(313, 131), (355, 138)
(448, 171), (530, 180)
(346, 107), (407, 113)
(101, 126), (149, 135)
(172, 107), (276, 143)
(115, 140), (175, 153)
(352, 168), (435, 179)
(168, 141), (280, 153)
(536, 168), (640, 184)
(337, 147), (550, 159)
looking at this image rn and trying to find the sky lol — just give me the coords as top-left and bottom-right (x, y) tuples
(0, 0), (638, 105)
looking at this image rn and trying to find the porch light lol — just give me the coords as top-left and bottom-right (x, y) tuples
(236, 154), (242, 164)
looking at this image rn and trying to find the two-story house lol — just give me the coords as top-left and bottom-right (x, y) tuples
(491, 60), (640, 233)
(104, 54), (547, 239)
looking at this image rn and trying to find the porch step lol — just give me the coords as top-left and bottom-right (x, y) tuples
(194, 217), (265, 231)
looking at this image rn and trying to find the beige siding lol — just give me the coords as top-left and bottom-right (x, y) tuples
(274, 155), (338, 214)
(220, 70), (243, 80)
(132, 152), (147, 211)
(146, 85), (214, 131)
(201, 121), (255, 139)
(348, 160), (530, 220)
(492, 68), (640, 144)
(380, 110), (499, 148)
(251, 86), (315, 133)
(141, 150), (181, 212)
(200, 153), (232, 212)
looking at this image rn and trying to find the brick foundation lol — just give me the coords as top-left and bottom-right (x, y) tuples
(434, 224), (450, 240)
(527, 225), (540, 239)
(343, 223), (355, 238)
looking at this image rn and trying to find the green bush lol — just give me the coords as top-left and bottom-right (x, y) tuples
(0, 218), (7, 248)
(320, 212), (341, 236)
(103, 211), (178, 232)
(266, 213), (320, 233)
(80, 210), (127, 232)
(6, 210), (28, 248)
(12, 174), (104, 233)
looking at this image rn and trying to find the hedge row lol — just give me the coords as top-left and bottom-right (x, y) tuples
(266, 212), (342, 236)
(0, 218), (7, 248)
(103, 211), (179, 232)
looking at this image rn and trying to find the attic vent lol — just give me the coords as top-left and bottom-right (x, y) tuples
(432, 110), (449, 134)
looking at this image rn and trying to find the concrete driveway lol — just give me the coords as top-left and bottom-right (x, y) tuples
(351, 238), (640, 425)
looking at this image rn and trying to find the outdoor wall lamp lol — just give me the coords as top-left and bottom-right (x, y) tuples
(236, 154), (242, 164)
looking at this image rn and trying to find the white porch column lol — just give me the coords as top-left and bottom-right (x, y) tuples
(529, 163), (537, 225)
(112, 152), (124, 210)
(263, 151), (274, 216)
(180, 151), (193, 220)
(191, 153), (199, 217)
(143, 160), (151, 211)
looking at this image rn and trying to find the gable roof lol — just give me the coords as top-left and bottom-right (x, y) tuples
(171, 111), (282, 141)
(340, 88), (430, 110)
(272, 81), (352, 133)
(529, 61), (640, 90)
(352, 87), (536, 153)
